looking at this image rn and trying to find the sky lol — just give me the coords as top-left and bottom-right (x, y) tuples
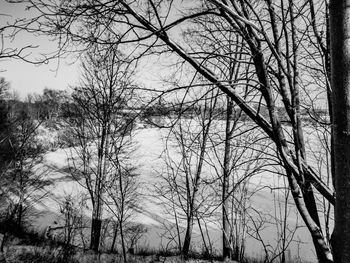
(1, 55), (79, 98)
(0, 1), (193, 101)
(0, 1), (80, 99)
(0, 1), (170, 100)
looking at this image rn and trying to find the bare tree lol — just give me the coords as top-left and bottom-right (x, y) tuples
(155, 87), (219, 257)
(5, 0), (342, 261)
(3, 104), (50, 229)
(58, 193), (87, 247)
(204, 98), (275, 262)
(66, 44), (136, 252)
(105, 166), (139, 263)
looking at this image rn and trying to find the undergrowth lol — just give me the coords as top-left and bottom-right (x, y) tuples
(0, 227), (313, 263)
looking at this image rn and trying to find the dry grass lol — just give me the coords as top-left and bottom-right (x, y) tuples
(1, 245), (240, 263)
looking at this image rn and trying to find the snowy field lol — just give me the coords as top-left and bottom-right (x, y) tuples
(31, 123), (330, 262)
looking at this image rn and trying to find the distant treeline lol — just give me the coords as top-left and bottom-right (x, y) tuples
(0, 87), (329, 125)
(140, 102), (329, 124)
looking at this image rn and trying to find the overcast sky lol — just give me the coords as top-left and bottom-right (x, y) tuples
(0, 1), (189, 101)
(0, 1), (80, 98)
(0, 1), (165, 100)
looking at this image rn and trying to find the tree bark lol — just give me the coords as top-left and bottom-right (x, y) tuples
(89, 123), (110, 252)
(16, 203), (23, 229)
(110, 223), (118, 252)
(90, 218), (102, 251)
(182, 215), (194, 257)
(120, 220), (127, 263)
(303, 182), (331, 263)
(330, 1), (350, 262)
(223, 96), (233, 261)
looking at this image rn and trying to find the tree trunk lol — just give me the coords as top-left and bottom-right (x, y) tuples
(197, 216), (211, 258)
(119, 220), (127, 263)
(89, 125), (109, 252)
(182, 215), (194, 257)
(16, 202), (23, 230)
(303, 182), (331, 263)
(172, 196), (182, 253)
(90, 217), (102, 252)
(181, 97), (215, 257)
(330, 1), (350, 262)
(110, 223), (118, 253)
(223, 96), (233, 260)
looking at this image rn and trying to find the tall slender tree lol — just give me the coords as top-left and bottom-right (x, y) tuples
(67, 44), (136, 252)
(329, 1), (350, 262)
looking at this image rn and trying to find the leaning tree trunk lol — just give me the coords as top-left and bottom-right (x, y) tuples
(330, 1), (350, 262)
(289, 3), (331, 260)
(110, 223), (118, 252)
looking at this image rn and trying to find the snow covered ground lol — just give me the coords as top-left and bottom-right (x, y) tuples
(32, 124), (327, 262)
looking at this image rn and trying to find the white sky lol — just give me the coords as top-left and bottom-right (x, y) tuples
(0, 1), (171, 100)
(0, 1), (195, 101)
(0, 1), (181, 100)
(0, 1), (80, 98)
(1, 56), (79, 98)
